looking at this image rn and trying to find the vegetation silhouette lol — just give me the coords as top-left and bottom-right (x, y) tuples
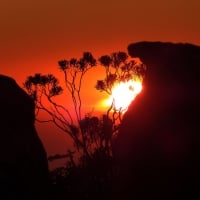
(4, 41), (199, 199)
(0, 75), (50, 199)
(23, 51), (145, 199)
(114, 42), (200, 199)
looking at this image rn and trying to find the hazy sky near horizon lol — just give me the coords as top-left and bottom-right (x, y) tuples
(1, 0), (200, 163)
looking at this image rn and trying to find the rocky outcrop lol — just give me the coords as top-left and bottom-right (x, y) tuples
(114, 42), (200, 199)
(0, 75), (49, 199)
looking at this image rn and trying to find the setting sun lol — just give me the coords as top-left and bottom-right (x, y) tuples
(105, 79), (142, 112)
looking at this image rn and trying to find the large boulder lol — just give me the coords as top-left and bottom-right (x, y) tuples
(114, 42), (200, 199)
(0, 75), (50, 199)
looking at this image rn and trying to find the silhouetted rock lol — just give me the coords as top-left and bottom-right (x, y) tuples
(114, 42), (200, 199)
(0, 75), (49, 199)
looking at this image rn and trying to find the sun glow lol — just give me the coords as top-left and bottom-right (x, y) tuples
(105, 79), (142, 112)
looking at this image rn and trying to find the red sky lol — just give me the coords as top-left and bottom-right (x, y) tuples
(1, 0), (200, 168)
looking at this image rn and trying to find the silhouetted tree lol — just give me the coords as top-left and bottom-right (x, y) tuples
(96, 51), (146, 130)
(24, 51), (145, 162)
(23, 50), (146, 199)
(24, 52), (97, 159)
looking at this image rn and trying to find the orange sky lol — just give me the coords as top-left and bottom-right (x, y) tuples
(1, 0), (200, 81)
(1, 0), (200, 167)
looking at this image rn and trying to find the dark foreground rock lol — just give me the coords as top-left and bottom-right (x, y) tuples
(114, 42), (200, 199)
(0, 75), (50, 200)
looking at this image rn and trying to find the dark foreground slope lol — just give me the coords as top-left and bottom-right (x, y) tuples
(0, 75), (50, 200)
(114, 42), (200, 199)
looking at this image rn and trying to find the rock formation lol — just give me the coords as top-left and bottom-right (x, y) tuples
(114, 42), (200, 199)
(0, 74), (49, 199)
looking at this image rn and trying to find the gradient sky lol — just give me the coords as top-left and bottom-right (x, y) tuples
(1, 0), (200, 167)
(1, 0), (200, 82)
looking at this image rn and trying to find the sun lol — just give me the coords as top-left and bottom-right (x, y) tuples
(105, 79), (142, 112)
